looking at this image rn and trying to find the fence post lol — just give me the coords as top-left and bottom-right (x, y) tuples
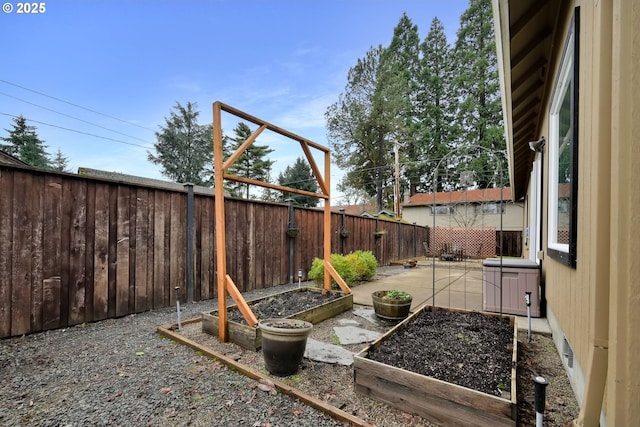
(184, 183), (194, 303)
(413, 222), (417, 258)
(397, 218), (401, 260)
(339, 208), (346, 255)
(287, 199), (294, 285)
(375, 215), (380, 261)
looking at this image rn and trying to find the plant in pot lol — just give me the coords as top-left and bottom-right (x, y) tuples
(372, 289), (413, 321)
(258, 318), (313, 376)
(286, 227), (300, 238)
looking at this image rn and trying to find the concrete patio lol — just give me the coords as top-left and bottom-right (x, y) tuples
(349, 258), (551, 334)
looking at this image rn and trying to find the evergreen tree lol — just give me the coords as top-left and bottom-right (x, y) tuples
(417, 17), (456, 192)
(148, 102), (213, 185)
(450, 0), (505, 188)
(1, 115), (51, 168)
(51, 148), (71, 172)
(277, 157), (319, 207)
(226, 122), (275, 199)
(381, 13), (422, 196)
(325, 45), (396, 211)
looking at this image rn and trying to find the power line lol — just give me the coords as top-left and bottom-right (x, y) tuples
(0, 112), (150, 149)
(0, 92), (155, 145)
(0, 79), (157, 133)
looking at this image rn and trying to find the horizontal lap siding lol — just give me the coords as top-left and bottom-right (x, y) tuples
(0, 166), (428, 337)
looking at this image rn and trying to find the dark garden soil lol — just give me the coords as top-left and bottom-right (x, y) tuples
(226, 289), (342, 323)
(366, 310), (514, 397)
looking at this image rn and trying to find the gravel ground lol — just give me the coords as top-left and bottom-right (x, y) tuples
(1, 266), (579, 427)
(0, 283), (348, 427)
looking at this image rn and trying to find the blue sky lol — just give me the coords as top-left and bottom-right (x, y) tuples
(1, 0), (469, 203)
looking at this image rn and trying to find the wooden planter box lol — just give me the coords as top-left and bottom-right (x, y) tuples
(353, 306), (517, 427)
(202, 287), (353, 351)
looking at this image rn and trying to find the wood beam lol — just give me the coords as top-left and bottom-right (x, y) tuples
(217, 102), (329, 153)
(224, 174), (328, 200)
(511, 26), (552, 69)
(225, 275), (258, 327)
(324, 261), (351, 294)
(300, 141), (328, 195)
(222, 124), (267, 171)
(213, 101), (228, 342)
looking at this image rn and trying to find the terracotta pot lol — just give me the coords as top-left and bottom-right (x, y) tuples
(259, 318), (313, 376)
(372, 290), (413, 321)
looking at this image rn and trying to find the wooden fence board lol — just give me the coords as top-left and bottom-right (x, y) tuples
(11, 171), (32, 336)
(169, 192), (183, 305)
(128, 187), (137, 313)
(246, 202), (256, 290)
(84, 182), (96, 322)
(146, 191), (155, 308)
(93, 183), (109, 320)
(30, 174), (44, 332)
(68, 179), (87, 326)
(135, 188), (149, 312)
(0, 170), (14, 337)
(153, 191), (166, 309)
(116, 185), (131, 317)
(107, 185), (118, 318)
(42, 175), (62, 330)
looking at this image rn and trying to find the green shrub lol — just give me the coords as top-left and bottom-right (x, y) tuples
(352, 250), (378, 281)
(308, 251), (377, 286)
(308, 253), (355, 286)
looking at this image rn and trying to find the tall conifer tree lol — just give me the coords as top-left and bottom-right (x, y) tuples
(277, 157), (319, 207)
(1, 115), (51, 168)
(451, 0), (505, 188)
(226, 122), (274, 199)
(417, 17), (456, 192)
(148, 102), (213, 185)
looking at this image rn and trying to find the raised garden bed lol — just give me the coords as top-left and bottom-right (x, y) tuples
(354, 305), (517, 426)
(201, 287), (352, 351)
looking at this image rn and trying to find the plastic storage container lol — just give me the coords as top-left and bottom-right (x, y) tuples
(483, 258), (541, 317)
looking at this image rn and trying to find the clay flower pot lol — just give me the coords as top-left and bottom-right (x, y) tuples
(259, 318), (313, 376)
(372, 290), (413, 321)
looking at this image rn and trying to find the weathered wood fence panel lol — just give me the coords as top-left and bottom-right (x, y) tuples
(0, 165), (427, 337)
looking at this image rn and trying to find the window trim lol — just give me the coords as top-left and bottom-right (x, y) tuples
(476, 202), (505, 215)
(547, 8), (579, 268)
(431, 205), (454, 215)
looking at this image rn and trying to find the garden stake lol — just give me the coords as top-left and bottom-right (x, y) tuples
(175, 286), (183, 332)
(525, 291), (532, 342)
(534, 375), (548, 427)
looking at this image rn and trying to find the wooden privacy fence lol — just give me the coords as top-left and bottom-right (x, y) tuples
(0, 165), (427, 338)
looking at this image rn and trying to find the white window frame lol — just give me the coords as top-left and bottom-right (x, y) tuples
(547, 9), (579, 268)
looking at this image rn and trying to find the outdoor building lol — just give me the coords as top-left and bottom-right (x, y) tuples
(493, 0), (639, 425)
(401, 187), (523, 231)
(0, 150), (29, 166)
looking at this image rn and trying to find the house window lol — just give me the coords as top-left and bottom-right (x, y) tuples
(476, 203), (505, 214)
(548, 9), (579, 268)
(432, 205), (453, 215)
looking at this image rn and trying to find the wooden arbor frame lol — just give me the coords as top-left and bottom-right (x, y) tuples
(213, 101), (351, 342)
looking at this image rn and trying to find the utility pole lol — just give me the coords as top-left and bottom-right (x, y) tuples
(394, 140), (401, 218)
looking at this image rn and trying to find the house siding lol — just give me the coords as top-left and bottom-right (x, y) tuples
(402, 202), (523, 230)
(496, 0), (640, 423)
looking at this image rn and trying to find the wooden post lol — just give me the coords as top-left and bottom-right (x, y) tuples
(323, 151), (332, 293)
(213, 102), (228, 342)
